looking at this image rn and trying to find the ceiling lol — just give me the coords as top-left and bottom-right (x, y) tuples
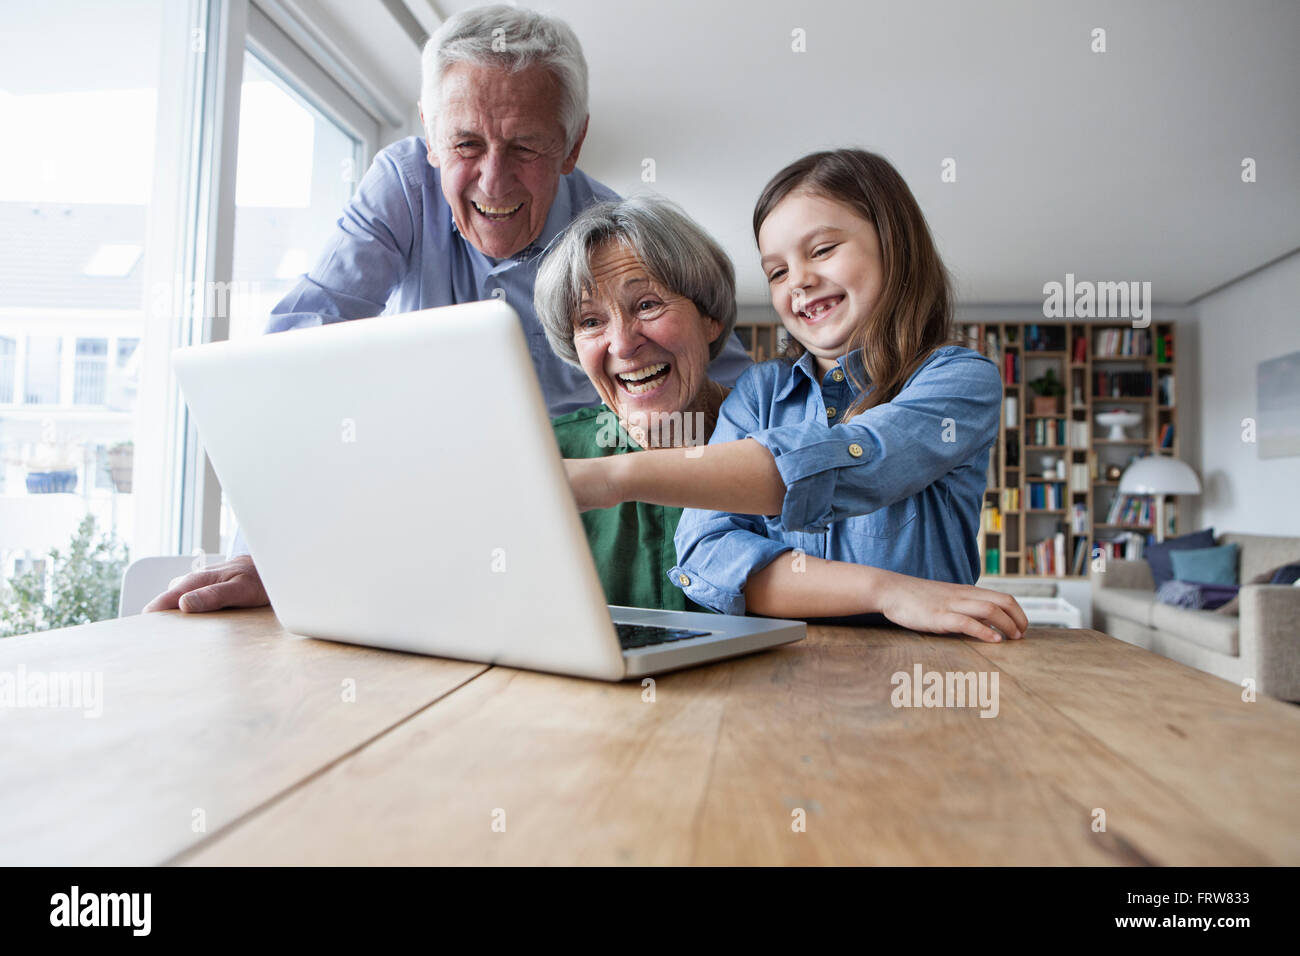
(344, 0), (1300, 305)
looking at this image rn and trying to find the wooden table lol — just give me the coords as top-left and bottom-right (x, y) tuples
(1, 608), (1296, 865)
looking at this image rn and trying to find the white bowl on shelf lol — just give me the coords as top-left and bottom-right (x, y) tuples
(1095, 409), (1142, 440)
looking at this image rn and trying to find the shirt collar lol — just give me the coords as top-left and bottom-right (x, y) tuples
(775, 348), (870, 401)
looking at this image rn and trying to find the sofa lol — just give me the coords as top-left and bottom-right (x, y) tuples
(1091, 532), (1300, 701)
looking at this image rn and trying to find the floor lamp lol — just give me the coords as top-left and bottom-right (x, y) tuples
(1118, 456), (1202, 542)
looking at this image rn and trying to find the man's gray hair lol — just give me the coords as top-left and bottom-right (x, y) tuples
(534, 196), (737, 369)
(420, 4), (588, 154)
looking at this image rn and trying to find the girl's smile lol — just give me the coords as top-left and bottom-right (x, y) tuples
(795, 294), (844, 324)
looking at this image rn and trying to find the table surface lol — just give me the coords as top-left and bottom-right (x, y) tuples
(1, 607), (1296, 865)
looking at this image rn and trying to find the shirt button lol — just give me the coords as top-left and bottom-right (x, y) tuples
(847, 443), (864, 458)
(826, 406), (837, 418)
(831, 369), (845, 382)
(678, 574), (691, 586)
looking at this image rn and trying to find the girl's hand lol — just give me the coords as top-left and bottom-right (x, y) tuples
(564, 457), (624, 512)
(875, 573), (1029, 642)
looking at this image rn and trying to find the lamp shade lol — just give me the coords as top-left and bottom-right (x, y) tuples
(1119, 456), (1202, 495)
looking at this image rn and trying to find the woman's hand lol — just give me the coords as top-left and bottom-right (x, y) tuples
(875, 572), (1029, 642)
(564, 457), (625, 512)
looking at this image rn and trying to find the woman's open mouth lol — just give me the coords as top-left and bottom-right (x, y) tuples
(614, 362), (671, 396)
(472, 199), (524, 222)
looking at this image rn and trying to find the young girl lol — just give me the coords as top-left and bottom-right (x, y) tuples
(565, 149), (1027, 642)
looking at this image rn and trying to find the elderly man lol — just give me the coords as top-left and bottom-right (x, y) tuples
(145, 4), (751, 614)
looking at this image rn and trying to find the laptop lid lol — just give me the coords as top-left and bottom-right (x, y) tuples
(172, 302), (627, 680)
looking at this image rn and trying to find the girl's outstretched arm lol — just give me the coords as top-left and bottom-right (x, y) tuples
(565, 437), (786, 515)
(566, 348), (1002, 530)
(743, 554), (1028, 642)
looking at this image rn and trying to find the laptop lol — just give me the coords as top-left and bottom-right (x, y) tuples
(171, 300), (804, 680)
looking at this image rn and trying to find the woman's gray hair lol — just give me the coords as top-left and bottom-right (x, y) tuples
(420, 4), (588, 154)
(534, 196), (738, 368)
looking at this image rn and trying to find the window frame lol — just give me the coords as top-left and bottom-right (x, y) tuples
(173, 0), (388, 558)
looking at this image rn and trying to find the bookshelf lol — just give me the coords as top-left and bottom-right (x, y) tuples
(733, 323), (790, 362)
(963, 320), (1178, 578)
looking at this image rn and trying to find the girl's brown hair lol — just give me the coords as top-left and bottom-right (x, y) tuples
(752, 148), (958, 417)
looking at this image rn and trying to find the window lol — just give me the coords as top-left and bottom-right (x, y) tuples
(0, 0), (203, 629)
(226, 51), (362, 342)
(23, 337), (62, 404)
(2, 0), (396, 633)
(0, 337), (15, 403)
(74, 338), (109, 405)
(217, 21), (376, 555)
(116, 338), (140, 368)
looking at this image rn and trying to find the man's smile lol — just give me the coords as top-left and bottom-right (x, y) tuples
(472, 199), (524, 221)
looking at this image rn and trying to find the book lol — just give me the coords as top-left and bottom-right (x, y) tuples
(1072, 537), (1088, 575)
(1071, 502), (1088, 533)
(1158, 373), (1175, 406)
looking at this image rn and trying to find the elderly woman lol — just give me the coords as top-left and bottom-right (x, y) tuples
(535, 197), (737, 611)
(546, 195), (1026, 641)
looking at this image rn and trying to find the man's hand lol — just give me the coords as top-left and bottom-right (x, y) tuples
(141, 554), (270, 613)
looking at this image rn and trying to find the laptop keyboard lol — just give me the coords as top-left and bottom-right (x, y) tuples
(615, 622), (712, 650)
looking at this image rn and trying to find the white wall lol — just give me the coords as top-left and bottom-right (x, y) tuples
(1191, 250), (1300, 535)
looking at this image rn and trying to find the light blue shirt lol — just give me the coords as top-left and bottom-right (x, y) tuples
(668, 345), (1002, 616)
(229, 136), (753, 559)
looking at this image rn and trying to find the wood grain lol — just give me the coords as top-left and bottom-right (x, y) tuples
(184, 625), (1298, 865)
(966, 626), (1300, 863)
(0, 607), (485, 865)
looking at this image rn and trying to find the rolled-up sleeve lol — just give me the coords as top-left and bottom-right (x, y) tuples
(265, 147), (419, 333)
(750, 350), (1001, 533)
(670, 368), (793, 615)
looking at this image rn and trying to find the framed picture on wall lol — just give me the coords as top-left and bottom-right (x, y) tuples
(1258, 350), (1300, 458)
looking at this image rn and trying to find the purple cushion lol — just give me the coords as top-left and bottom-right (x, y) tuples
(1196, 583), (1239, 610)
(1157, 580), (1239, 611)
(1145, 527), (1215, 589)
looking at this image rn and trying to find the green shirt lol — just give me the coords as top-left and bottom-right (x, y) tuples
(551, 406), (709, 613)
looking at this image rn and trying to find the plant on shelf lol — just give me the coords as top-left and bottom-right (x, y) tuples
(1028, 367), (1065, 415)
(0, 515), (129, 638)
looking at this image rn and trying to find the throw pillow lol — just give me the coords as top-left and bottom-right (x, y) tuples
(1156, 579), (1204, 609)
(1145, 527), (1216, 589)
(1159, 580), (1239, 611)
(1217, 562), (1300, 615)
(1269, 563), (1300, 585)
(1170, 543), (1240, 587)
(1197, 584), (1239, 611)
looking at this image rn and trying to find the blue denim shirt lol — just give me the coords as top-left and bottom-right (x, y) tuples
(261, 136), (754, 418)
(668, 345), (1001, 615)
(229, 136), (754, 559)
